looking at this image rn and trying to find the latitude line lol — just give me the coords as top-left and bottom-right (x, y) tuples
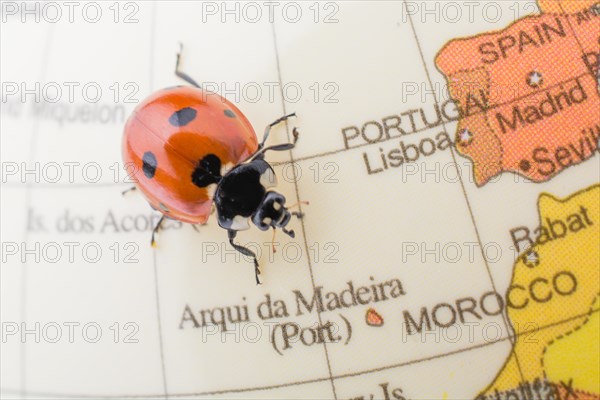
(0, 67), (593, 190)
(270, 21), (338, 400)
(271, 68), (593, 165)
(278, 69), (594, 162)
(2, 3), (596, 400)
(403, 0), (528, 384)
(333, 308), (600, 381)
(2, 307), (597, 399)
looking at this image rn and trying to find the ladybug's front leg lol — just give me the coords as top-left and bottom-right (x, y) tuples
(227, 230), (261, 285)
(251, 127), (300, 161)
(259, 112), (297, 149)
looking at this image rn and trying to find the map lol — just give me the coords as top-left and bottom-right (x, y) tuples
(1, 1), (598, 399)
(479, 184), (599, 399)
(436, 1), (599, 185)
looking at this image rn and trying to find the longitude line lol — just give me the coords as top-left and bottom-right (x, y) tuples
(557, 0), (599, 73)
(3, 3), (597, 398)
(147, 3), (169, 397)
(402, 0), (527, 382)
(17, 23), (55, 397)
(270, 21), (338, 400)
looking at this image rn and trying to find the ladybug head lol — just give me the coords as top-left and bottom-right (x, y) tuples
(252, 192), (293, 237)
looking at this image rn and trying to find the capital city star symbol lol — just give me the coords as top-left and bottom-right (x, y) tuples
(527, 71), (544, 88)
(524, 250), (539, 267)
(458, 128), (474, 146)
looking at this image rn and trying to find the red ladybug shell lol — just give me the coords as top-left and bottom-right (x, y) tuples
(122, 86), (259, 224)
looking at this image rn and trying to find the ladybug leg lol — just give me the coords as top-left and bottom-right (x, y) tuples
(286, 201), (307, 220)
(227, 230), (261, 285)
(192, 215), (212, 231)
(121, 186), (137, 196)
(251, 127), (300, 160)
(270, 228), (281, 254)
(282, 227), (295, 238)
(191, 224), (205, 232)
(287, 200), (309, 209)
(291, 211), (304, 219)
(175, 43), (201, 88)
(260, 112), (297, 148)
(150, 215), (165, 248)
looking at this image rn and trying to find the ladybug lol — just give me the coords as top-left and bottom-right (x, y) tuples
(122, 46), (302, 284)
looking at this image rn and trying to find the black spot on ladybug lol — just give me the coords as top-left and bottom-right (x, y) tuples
(224, 109), (236, 118)
(142, 152), (157, 178)
(192, 154), (222, 188)
(169, 107), (197, 127)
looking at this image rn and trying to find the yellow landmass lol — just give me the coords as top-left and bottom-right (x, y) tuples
(537, 0), (598, 13)
(545, 296), (600, 394)
(481, 184), (600, 397)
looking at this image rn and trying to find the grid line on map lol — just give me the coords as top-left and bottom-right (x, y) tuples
(402, 0), (528, 384)
(5, 2), (597, 399)
(16, 23), (55, 398)
(2, 307), (597, 399)
(147, 3), (169, 398)
(0, 66), (591, 190)
(269, 20), (339, 400)
(557, 0), (599, 88)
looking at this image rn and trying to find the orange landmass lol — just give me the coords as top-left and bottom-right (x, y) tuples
(478, 380), (600, 400)
(555, 382), (600, 400)
(538, 0), (598, 14)
(436, 10), (600, 185)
